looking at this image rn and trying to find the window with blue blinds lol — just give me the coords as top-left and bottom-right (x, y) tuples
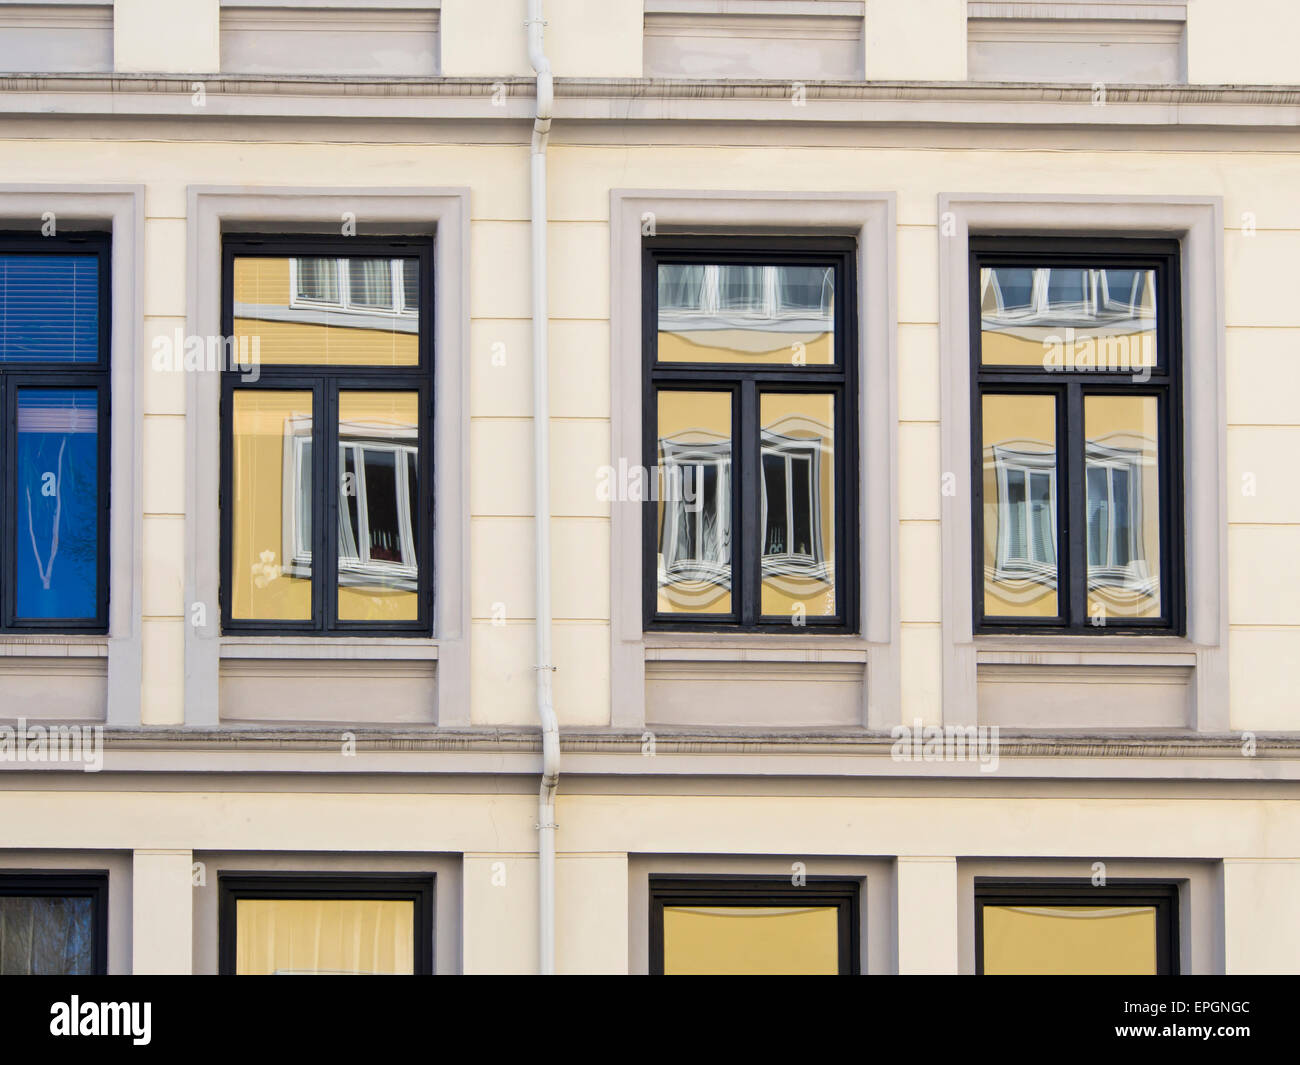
(0, 234), (110, 632)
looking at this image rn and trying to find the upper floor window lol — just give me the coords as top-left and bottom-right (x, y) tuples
(643, 238), (857, 632)
(0, 233), (110, 633)
(220, 237), (433, 635)
(971, 237), (1182, 633)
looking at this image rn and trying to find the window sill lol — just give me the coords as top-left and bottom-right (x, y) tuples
(219, 636), (439, 661)
(972, 633), (1203, 730)
(0, 636), (109, 658)
(974, 633), (1197, 667)
(644, 633), (870, 662)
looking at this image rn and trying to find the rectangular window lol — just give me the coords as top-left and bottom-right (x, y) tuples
(218, 875), (434, 975)
(644, 239), (857, 631)
(0, 873), (108, 975)
(221, 237), (432, 635)
(649, 877), (859, 975)
(0, 234), (110, 633)
(971, 238), (1182, 633)
(975, 880), (1178, 976)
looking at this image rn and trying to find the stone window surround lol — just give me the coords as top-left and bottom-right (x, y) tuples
(0, 185), (143, 727)
(937, 194), (1227, 730)
(609, 189), (899, 730)
(957, 857), (1221, 975)
(627, 853), (893, 975)
(184, 187), (471, 727)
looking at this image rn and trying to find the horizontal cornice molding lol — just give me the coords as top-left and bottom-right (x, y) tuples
(0, 75), (1299, 128)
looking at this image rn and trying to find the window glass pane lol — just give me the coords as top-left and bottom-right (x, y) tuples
(348, 258), (393, 309)
(982, 904), (1158, 976)
(0, 254), (99, 364)
(657, 263), (834, 365)
(400, 259), (419, 313)
(656, 391), (732, 615)
(760, 392), (835, 618)
(233, 256), (418, 367)
(337, 391), (420, 623)
(1085, 394), (1161, 620)
(230, 390), (313, 621)
(294, 257), (338, 304)
(15, 389), (98, 619)
(0, 895), (95, 975)
(235, 898), (415, 975)
(663, 905), (839, 975)
(658, 263), (706, 312)
(982, 394), (1058, 617)
(982, 266), (1035, 316)
(980, 265), (1157, 371)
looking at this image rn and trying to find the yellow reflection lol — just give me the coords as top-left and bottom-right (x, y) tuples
(233, 256), (419, 367)
(235, 898), (415, 975)
(983, 905), (1157, 975)
(656, 391), (732, 615)
(663, 906), (839, 975)
(982, 394), (1058, 618)
(657, 263), (834, 365)
(980, 266), (1156, 370)
(338, 392), (420, 622)
(231, 390), (313, 621)
(1085, 394), (1161, 620)
(760, 393), (835, 618)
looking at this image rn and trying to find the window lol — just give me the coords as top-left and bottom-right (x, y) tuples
(0, 234), (110, 633)
(975, 880), (1178, 976)
(220, 237), (433, 635)
(971, 238), (1182, 633)
(218, 875), (434, 975)
(289, 256), (420, 319)
(643, 238), (857, 631)
(0, 873), (107, 975)
(649, 877), (859, 975)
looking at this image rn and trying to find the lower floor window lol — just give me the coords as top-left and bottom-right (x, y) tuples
(219, 875), (434, 975)
(0, 873), (107, 975)
(649, 877), (859, 975)
(976, 879), (1178, 975)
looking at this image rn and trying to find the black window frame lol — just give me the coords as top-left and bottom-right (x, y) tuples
(643, 236), (859, 633)
(220, 235), (435, 637)
(218, 873), (435, 975)
(970, 236), (1184, 635)
(0, 871), (109, 975)
(649, 875), (860, 975)
(974, 877), (1179, 976)
(0, 232), (111, 635)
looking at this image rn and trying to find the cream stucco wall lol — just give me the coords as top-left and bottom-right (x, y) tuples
(0, 0), (1296, 976)
(2, 135), (1296, 728)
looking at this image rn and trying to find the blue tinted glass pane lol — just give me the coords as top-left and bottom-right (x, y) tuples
(0, 896), (96, 975)
(0, 255), (100, 363)
(15, 390), (99, 619)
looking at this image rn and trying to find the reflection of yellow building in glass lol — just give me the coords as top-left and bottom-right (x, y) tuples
(655, 392), (836, 618)
(229, 256), (422, 624)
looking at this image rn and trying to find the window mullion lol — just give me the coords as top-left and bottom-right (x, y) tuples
(738, 380), (757, 626)
(1064, 383), (1086, 628)
(318, 379), (338, 632)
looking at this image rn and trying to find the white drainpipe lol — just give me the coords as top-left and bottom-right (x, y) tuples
(526, 0), (559, 976)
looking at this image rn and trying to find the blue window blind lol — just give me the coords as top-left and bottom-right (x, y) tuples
(0, 254), (100, 363)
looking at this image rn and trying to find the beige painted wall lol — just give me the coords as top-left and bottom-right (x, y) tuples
(1, 789), (1297, 972)
(1, 135), (1296, 728)
(114, 0), (220, 74)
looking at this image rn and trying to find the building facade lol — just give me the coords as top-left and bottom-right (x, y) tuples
(0, 0), (1298, 974)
